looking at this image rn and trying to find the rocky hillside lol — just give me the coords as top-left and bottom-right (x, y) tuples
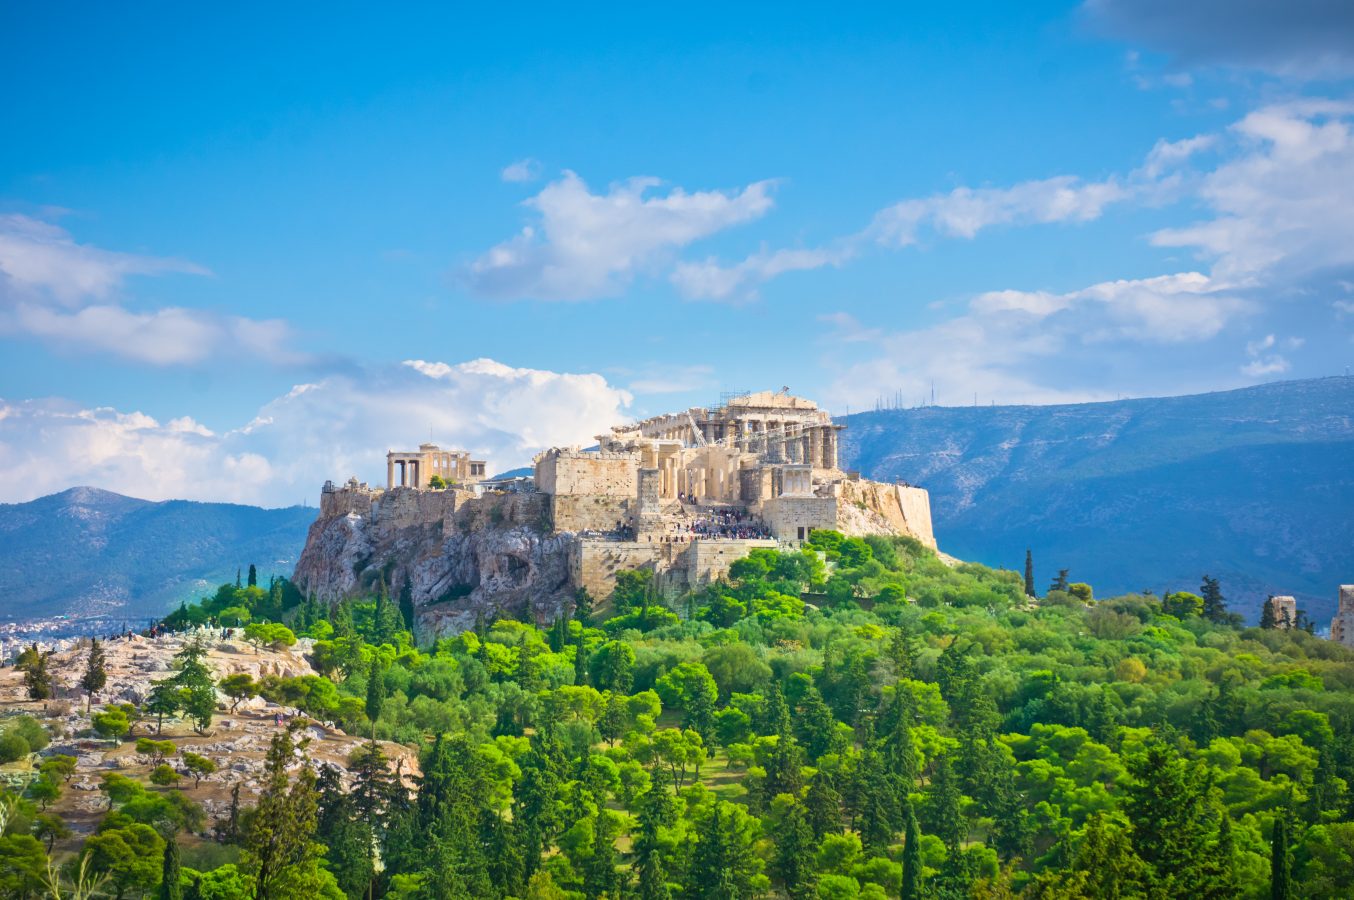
(839, 376), (1354, 622)
(292, 489), (574, 635)
(0, 631), (416, 854)
(0, 487), (315, 621)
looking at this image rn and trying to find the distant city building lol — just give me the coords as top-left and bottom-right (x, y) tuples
(1331, 585), (1354, 648)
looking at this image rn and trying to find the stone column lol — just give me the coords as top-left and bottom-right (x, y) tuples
(387, 458), (395, 490)
(826, 429), (838, 469)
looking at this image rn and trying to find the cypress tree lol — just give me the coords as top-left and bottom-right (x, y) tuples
(1024, 549), (1035, 597)
(247, 563), (258, 587)
(398, 577), (416, 634)
(901, 803), (923, 900)
(365, 656), (386, 737)
(1270, 814), (1292, 900)
(236, 567), (242, 588)
(158, 836), (182, 900)
(80, 637), (107, 714)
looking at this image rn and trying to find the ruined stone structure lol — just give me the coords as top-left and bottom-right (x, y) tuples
(295, 390), (936, 636)
(387, 443), (486, 489)
(1330, 585), (1354, 648)
(1270, 595), (1298, 628)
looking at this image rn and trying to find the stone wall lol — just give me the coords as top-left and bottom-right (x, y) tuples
(551, 494), (631, 533)
(571, 537), (781, 604)
(761, 495), (839, 541)
(535, 449), (638, 497)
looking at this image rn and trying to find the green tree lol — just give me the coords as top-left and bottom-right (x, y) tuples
(85, 823), (165, 898)
(248, 563), (258, 588)
(633, 788), (674, 900)
(901, 803), (923, 900)
(1270, 814), (1292, 900)
(16, 643), (53, 701)
(170, 637), (217, 734)
(92, 706), (131, 741)
(1261, 595), (1280, 629)
(80, 638), (108, 714)
(583, 808), (620, 900)
(159, 836), (183, 900)
(0, 834), (48, 900)
(771, 804), (817, 900)
(1048, 569), (1070, 594)
(219, 673), (258, 712)
(365, 655), (386, 736)
(1200, 575), (1228, 623)
(243, 728), (326, 900)
(145, 679), (181, 735)
(1024, 549), (1035, 597)
(183, 752), (217, 787)
(590, 640), (635, 693)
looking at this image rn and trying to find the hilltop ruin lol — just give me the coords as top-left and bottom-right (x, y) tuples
(293, 390), (935, 635)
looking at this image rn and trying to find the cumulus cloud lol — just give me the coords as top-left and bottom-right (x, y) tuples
(0, 213), (302, 366)
(1151, 101), (1354, 282)
(1084, 0), (1354, 78)
(464, 171), (776, 300)
(0, 358), (633, 505)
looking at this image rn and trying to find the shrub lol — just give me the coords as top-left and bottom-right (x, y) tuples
(0, 732), (30, 763)
(150, 764), (181, 786)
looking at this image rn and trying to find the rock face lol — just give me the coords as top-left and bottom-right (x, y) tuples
(293, 487), (574, 636)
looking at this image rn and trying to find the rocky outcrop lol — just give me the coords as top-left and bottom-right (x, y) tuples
(293, 487), (573, 637)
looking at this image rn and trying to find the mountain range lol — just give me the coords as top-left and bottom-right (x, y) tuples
(0, 488), (315, 621)
(838, 376), (1354, 622)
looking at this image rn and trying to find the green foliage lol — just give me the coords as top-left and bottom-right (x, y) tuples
(116, 533), (1354, 898)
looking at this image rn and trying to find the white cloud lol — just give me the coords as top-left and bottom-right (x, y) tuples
(870, 175), (1129, 247)
(823, 271), (1253, 410)
(671, 245), (855, 301)
(501, 158), (542, 183)
(1151, 101), (1354, 281)
(464, 171), (776, 300)
(0, 213), (206, 305)
(0, 358), (633, 505)
(0, 213), (301, 366)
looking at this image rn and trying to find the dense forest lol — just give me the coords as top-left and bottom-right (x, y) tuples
(5, 534), (1354, 899)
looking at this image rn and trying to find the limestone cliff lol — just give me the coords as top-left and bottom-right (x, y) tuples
(292, 486), (574, 636)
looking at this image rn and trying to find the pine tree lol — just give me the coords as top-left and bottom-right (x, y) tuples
(901, 803), (923, 900)
(1024, 549), (1035, 597)
(1200, 575), (1228, 623)
(158, 836), (182, 900)
(926, 754), (966, 857)
(633, 788), (673, 900)
(17, 643), (53, 701)
(245, 728), (322, 900)
(854, 749), (897, 853)
(1048, 569), (1070, 594)
(1123, 738), (1216, 895)
(804, 772), (842, 839)
(80, 638), (108, 714)
(771, 804), (817, 900)
(1270, 814), (1292, 900)
(247, 563), (258, 587)
(365, 656), (386, 737)
(583, 808), (620, 900)
(170, 636), (217, 734)
(1261, 596), (1280, 629)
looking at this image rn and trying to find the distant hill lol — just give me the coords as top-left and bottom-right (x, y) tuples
(839, 377), (1354, 623)
(0, 487), (315, 621)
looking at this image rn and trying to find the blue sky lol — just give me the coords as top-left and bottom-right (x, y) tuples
(2, 1), (1352, 504)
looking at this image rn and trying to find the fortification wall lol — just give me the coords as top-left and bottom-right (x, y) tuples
(571, 536), (782, 603)
(320, 487), (377, 518)
(535, 449), (638, 497)
(551, 494), (631, 533)
(689, 539), (778, 585)
(761, 496), (838, 541)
